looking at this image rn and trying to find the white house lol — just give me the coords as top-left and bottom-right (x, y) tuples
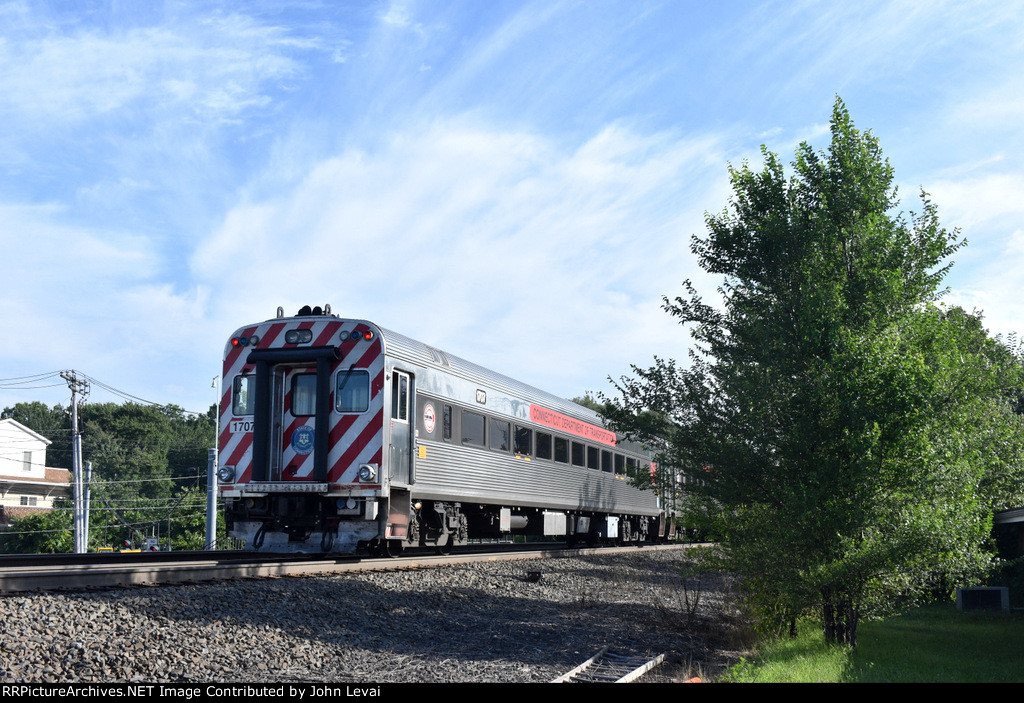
(0, 418), (70, 527)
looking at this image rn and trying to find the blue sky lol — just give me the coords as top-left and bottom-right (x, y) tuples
(2, 0), (1023, 416)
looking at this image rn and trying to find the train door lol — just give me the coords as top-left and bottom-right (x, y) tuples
(275, 365), (320, 481)
(248, 346), (339, 484)
(389, 370), (413, 485)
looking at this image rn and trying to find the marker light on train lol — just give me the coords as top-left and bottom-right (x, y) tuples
(230, 336), (259, 348)
(217, 465), (235, 483)
(346, 330), (374, 341)
(357, 464), (377, 482)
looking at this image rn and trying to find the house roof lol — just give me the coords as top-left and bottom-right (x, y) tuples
(0, 418), (54, 446)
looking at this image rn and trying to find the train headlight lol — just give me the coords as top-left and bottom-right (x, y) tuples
(217, 465), (235, 483)
(357, 464), (377, 482)
(285, 329), (313, 344)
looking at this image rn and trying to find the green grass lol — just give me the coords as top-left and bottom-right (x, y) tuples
(721, 604), (1024, 682)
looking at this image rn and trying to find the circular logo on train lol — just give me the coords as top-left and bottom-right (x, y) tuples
(423, 403), (436, 434)
(291, 425), (315, 455)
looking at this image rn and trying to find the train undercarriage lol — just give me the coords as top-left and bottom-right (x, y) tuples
(223, 489), (659, 556)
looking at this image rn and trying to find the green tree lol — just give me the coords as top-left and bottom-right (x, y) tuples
(1, 399), (217, 553)
(0, 500), (73, 553)
(606, 99), (1024, 648)
(79, 402), (216, 549)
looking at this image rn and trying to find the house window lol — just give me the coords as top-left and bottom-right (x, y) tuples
(20, 496), (38, 506)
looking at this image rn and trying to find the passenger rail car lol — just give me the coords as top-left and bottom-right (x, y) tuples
(219, 305), (663, 554)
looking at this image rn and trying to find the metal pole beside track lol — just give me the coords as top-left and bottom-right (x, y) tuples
(206, 448), (217, 550)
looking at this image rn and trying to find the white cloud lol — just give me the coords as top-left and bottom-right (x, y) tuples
(0, 202), (217, 411)
(0, 14), (305, 128)
(194, 118), (726, 398)
(927, 172), (1024, 245)
(921, 170), (1024, 341)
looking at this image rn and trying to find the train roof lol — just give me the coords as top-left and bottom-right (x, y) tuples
(378, 324), (605, 424)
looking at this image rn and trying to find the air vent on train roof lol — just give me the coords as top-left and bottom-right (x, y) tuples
(428, 347), (451, 367)
(285, 304), (333, 317)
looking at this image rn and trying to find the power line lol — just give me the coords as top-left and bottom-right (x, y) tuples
(3, 369), (210, 417)
(0, 371), (63, 384)
(0, 383), (65, 390)
(79, 372), (208, 416)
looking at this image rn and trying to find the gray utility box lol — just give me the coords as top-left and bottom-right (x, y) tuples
(956, 587), (1009, 612)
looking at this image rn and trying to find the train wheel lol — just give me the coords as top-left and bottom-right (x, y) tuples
(379, 539), (403, 558)
(321, 530), (335, 553)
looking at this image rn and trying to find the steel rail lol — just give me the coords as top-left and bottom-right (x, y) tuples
(552, 646), (667, 683)
(0, 543), (688, 594)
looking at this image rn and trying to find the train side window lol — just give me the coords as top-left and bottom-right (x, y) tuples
(536, 431), (552, 460)
(514, 425), (532, 456)
(232, 375), (254, 415)
(587, 446), (599, 470)
(391, 371), (410, 422)
(614, 454), (625, 475)
(489, 419), (510, 452)
(462, 410), (485, 446)
(571, 441), (585, 467)
(291, 374), (316, 416)
(335, 370), (369, 413)
(442, 405), (452, 441)
(554, 437), (569, 464)
(601, 450), (612, 473)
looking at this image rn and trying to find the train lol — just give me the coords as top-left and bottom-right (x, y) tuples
(217, 305), (665, 555)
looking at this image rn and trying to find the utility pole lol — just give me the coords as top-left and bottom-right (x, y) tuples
(61, 370), (90, 554)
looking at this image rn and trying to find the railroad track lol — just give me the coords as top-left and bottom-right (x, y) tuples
(553, 646), (667, 683)
(0, 543), (687, 594)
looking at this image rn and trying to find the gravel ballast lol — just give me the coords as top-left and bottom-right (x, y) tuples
(0, 549), (741, 683)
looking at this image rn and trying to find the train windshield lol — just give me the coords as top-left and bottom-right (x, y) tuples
(232, 375), (253, 415)
(336, 370), (370, 412)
